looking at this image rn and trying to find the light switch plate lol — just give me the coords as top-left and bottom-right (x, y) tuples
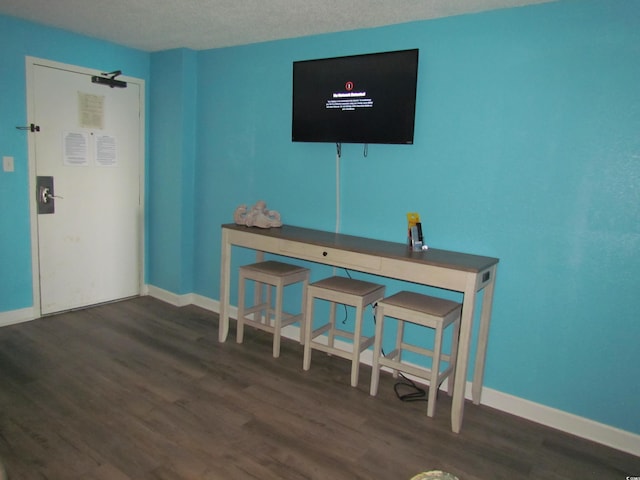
(3, 156), (14, 172)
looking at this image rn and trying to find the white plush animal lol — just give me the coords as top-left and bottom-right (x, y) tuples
(234, 200), (282, 228)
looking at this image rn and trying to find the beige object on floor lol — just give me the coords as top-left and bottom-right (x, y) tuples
(410, 471), (460, 480)
(303, 276), (385, 387)
(370, 291), (461, 418)
(237, 261), (310, 358)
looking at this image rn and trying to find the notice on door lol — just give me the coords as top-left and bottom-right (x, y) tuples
(95, 134), (117, 167)
(63, 131), (89, 166)
(78, 92), (105, 129)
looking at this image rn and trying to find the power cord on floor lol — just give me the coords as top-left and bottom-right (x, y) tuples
(372, 302), (428, 404)
(340, 269), (428, 403)
(393, 374), (428, 403)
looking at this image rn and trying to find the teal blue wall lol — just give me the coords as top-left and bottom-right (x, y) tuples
(0, 15), (149, 312)
(1, 0), (639, 436)
(148, 48), (197, 294)
(193, 0), (640, 435)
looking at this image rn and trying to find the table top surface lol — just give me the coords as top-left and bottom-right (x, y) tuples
(223, 223), (499, 274)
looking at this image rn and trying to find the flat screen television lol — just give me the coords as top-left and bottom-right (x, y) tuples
(292, 48), (419, 145)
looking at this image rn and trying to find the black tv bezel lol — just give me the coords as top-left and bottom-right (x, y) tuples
(291, 48), (419, 145)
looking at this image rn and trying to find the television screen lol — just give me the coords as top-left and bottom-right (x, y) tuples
(292, 49), (418, 145)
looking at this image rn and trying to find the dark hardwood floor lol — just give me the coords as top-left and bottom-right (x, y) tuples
(0, 296), (638, 479)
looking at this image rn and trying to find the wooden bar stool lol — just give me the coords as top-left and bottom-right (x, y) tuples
(237, 260), (310, 358)
(370, 291), (461, 417)
(303, 276), (385, 387)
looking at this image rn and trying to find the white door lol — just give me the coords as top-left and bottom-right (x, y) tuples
(27, 58), (144, 315)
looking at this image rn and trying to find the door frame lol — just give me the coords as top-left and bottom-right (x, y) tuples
(25, 56), (146, 317)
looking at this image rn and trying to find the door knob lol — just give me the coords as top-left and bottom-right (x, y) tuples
(39, 186), (63, 204)
(36, 176), (61, 214)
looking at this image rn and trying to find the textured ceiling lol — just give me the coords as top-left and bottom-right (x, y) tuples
(0, 0), (554, 52)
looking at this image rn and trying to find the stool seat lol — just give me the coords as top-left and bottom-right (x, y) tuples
(241, 260), (308, 277)
(380, 291), (461, 319)
(370, 291), (461, 418)
(303, 276), (385, 387)
(310, 276), (384, 298)
(237, 260), (310, 358)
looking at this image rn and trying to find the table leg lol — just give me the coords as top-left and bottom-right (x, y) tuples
(451, 276), (477, 433)
(253, 251), (265, 314)
(472, 266), (497, 404)
(218, 229), (231, 342)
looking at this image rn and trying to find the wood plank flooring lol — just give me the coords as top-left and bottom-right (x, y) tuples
(0, 296), (638, 479)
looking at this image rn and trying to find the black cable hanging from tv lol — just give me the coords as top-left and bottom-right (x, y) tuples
(336, 142), (342, 158)
(364, 143), (368, 158)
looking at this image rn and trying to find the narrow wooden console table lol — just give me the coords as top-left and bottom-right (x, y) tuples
(218, 223), (499, 433)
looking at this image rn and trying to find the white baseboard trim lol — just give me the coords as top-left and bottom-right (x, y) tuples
(479, 388), (640, 457)
(191, 293), (224, 315)
(0, 307), (37, 327)
(144, 285), (196, 307)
